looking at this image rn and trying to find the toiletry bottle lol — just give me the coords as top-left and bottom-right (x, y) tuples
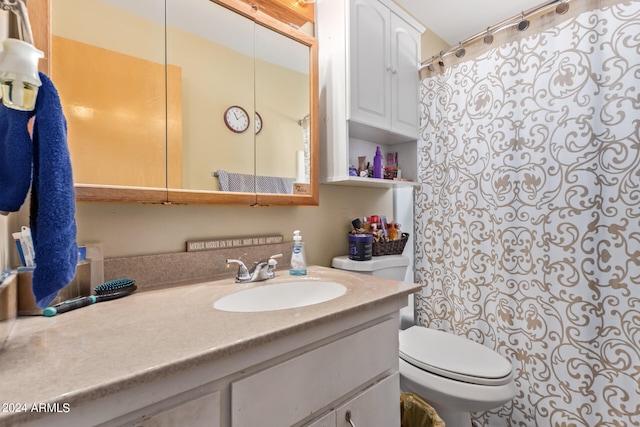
(373, 146), (383, 178)
(289, 230), (307, 275)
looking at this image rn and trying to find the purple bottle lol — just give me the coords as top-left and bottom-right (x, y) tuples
(373, 146), (383, 178)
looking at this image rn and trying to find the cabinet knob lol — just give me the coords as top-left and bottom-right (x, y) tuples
(345, 410), (356, 427)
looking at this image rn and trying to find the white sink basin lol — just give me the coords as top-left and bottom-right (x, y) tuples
(213, 281), (347, 312)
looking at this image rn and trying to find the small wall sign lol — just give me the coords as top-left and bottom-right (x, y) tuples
(186, 235), (283, 252)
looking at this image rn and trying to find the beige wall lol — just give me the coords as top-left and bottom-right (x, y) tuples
(4, 0), (438, 271)
(6, 185), (393, 270)
(420, 27), (449, 63)
(73, 185), (394, 267)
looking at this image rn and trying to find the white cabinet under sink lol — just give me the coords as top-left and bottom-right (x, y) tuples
(126, 371), (399, 427)
(0, 267), (418, 427)
(230, 318), (399, 426)
(28, 310), (402, 427)
(317, 0), (424, 188)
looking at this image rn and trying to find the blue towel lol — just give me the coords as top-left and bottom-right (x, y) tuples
(0, 72), (77, 308)
(0, 98), (32, 212)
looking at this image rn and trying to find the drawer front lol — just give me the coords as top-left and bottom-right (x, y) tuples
(231, 318), (398, 427)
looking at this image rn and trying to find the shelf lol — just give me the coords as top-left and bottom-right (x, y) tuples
(321, 176), (420, 189)
(349, 121), (418, 146)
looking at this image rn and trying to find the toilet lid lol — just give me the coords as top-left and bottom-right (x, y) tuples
(399, 326), (513, 386)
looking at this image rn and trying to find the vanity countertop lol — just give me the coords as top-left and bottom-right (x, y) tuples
(0, 266), (419, 426)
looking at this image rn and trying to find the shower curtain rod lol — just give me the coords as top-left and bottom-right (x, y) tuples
(0, 0), (34, 45)
(421, 0), (570, 69)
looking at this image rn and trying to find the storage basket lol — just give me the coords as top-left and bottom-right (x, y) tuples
(372, 232), (409, 256)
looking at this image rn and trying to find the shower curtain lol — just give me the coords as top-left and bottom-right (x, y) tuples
(415, 1), (640, 426)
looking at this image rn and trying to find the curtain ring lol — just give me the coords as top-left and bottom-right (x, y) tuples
(438, 52), (445, 67)
(517, 12), (530, 31)
(556, 1), (570, 14)
(483, 27), (494, 44)
(455, 42), (466, 58)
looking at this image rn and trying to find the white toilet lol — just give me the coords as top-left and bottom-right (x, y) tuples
(332, 255), (517, 427)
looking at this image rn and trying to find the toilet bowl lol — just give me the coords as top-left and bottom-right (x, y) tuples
(331, 255), (517, 427)
(399, 326), (517, 427)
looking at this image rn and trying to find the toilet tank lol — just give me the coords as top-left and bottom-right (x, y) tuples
(332, 255), (414, 329)
(331, 255), (409, 280)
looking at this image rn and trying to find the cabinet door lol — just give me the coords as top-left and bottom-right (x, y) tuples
(51, 0), (168, 192)
(390, 13), (420, 138)
(336, 374), (400, 427)
(166, 0), (255, 193)
(349, 0), (391, 127)
(231, 318), (398, 427)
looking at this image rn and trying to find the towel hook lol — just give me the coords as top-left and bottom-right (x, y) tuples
(1, 0), (34, 45)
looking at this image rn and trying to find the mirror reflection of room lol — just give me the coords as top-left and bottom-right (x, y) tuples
(51, 0), (311, 195)
(51, 0), (170, 189)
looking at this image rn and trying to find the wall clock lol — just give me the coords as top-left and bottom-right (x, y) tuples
(224, 106), (250, 133)
(255, 112), (263, 134)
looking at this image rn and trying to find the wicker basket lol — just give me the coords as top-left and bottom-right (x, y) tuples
(372, 233), (409, 256)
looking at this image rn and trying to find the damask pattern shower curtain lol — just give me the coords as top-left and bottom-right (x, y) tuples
(415, 1), (640, 426)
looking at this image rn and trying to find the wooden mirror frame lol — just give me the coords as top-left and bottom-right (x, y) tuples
(30, 0), (318, 206)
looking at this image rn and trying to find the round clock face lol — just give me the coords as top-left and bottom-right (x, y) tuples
(255, 112), (263, 134)
(224, 106), (250, 133)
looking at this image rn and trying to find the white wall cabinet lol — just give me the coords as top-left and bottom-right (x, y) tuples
(318, 0), (424, 188)
(350, 0), (421, 137)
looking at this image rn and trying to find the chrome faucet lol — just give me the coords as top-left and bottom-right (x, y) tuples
(226, 254), (283, 283)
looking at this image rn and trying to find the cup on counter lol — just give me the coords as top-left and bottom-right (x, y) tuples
(17, 261), (91, 315)
(348, 233), (373, 261)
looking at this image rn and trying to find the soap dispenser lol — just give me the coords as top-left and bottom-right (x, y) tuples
(289, 230), (307, 276)
(373, 146), (383, 178)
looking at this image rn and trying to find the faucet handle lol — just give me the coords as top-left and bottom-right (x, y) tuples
(268, 253), (283, 269)
(226, 258), (250, 281)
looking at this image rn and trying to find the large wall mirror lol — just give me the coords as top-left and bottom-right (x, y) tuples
(44, 0), (318, 205)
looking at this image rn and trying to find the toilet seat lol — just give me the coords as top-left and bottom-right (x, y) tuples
(399, 326), (513, 386)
